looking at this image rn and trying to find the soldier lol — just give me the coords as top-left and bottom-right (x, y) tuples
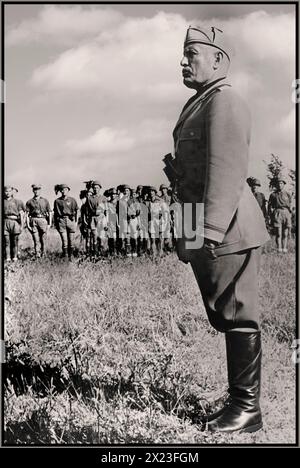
(85, 181), (108, 257)
(247, 178), (268, 221)
(147, 186), (164, 256)
(166, 25), (269, 432)
(159, 183), (173, 252)
(26, 184), (51, 258)
(136, 185), (144, 202)
(107, 188), (119, 257)
(268, 178), (292, 253)
(53, 184), (78, 259)
(127, 188), (140, 257)
(4, 185), (25, 262)
(117, 184), (132, 256)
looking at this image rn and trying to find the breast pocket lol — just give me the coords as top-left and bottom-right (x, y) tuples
(177, 128), (206, 188)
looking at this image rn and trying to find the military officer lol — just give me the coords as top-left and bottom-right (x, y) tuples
(4, 185), (25, 262)
(53, 184), (78, 259)
(26, 184), (51, 258)
(268, 178), (292, 253)
(169, 25), (269, 433)
(85, 181), (108, 257)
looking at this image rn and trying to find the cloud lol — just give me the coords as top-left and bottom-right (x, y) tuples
(64, 118), (172, 158)
(65, 127), (135, 156)
(272, 109), (295, 147)
(6, 5), (124, 46)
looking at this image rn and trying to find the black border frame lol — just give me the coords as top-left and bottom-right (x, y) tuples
(0, 0), (299, 453)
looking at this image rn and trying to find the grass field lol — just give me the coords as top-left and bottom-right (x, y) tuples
(3, 228), (296, 445)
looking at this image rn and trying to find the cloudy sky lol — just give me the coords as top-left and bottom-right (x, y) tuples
(4, 3), (296, 203)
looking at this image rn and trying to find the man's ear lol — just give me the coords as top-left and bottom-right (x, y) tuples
(213, 51), (223, 69)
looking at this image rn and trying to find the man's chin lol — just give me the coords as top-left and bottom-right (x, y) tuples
(183, 77), (197, 89)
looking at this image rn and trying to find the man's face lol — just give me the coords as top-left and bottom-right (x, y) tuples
(33, 188), (41, 197)
(124, 188), (130, 197)
(161, 188), (168, 195)
(278, 181), (285, 191)
(150, 189), (156, 199)
(93, 185), (101, 195)
(4, 188), (12, 199)
(181, 44), (216, 89)
(61, 187), (69, 197)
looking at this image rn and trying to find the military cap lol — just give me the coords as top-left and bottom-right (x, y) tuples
(160, 184), (168, 190)
(278, 178), (286, 185)
(92, 180), (102, 188)
(149, 186), (157, 193)
(184, 25), (232, 61)
(31, 184), (42, 189)
(136, 185), (143, 190)
(122, 184), (131, 190)
(111, 188), (118, 195)
(59, 184), (70, 190)
(252, 179), (261, 187)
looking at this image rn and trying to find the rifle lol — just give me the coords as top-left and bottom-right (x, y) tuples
(162, 153), (181, 187)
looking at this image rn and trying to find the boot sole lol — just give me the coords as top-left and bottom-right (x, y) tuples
(242, 422), (263, 433)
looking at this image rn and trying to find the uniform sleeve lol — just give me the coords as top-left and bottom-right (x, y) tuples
(45, 199), (51, 212)
(19, 200), (26, 212)
(204, 90), (251, 243)
(25, 200), (31, 212)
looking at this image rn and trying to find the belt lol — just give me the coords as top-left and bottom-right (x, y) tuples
(5, 215), (18, 220)
(31, 215), (46, 219)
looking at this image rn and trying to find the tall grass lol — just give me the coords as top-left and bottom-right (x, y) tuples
(3, 231), (296, 444)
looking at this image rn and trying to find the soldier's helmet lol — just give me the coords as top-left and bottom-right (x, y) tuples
(122, 184), (131, 192)
(92, 180), (102, 188)
(136, 185), (143, 191)
(60, 183), (70, 191)
(31, 184), (42, 190)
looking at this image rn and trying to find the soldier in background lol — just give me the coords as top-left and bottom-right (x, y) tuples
(4, 185), (25, 262)
(86, 181), (108, 257)
(268, 178), (292, 253)
(127, 188), (140, 257)
(159, 183), (173, 252)
(117, 184), (131, 256)
(107, 188), (119, 257)
(247, 178), (268, 222)
(26, 184), (51, 258)
(136, 185), (144, 202)
(78, 188), (92, 255)
(147, 186), (164, 256)
(53, 184), (78, 260)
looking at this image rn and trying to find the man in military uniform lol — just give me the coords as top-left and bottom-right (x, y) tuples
(247, 178), (268, 222)
(268, 178), (292, 253)
(107, 188), (119, 257)
(53, 184), (78, 259)
(4, 185), (25, 262)
(117, 185), (132, 256)
(147, 186), (165, 256)
(166, 25), (269, 433)
(85, 181), (108, 257)
(26, 184), (51, 258)
(159, 183), (173, 252)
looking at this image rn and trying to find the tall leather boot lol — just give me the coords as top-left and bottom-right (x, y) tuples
(207, 331), (262, 433)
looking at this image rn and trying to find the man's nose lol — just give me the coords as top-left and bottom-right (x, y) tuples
(180, 55), (188, 66)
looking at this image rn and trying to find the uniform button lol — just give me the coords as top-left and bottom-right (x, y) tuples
(190, 131), (194, 136)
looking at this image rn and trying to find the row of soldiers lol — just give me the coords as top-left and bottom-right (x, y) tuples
(4, 176), (294, 261)
(246, 177), (294, 253)
(3, 182), (174, 261)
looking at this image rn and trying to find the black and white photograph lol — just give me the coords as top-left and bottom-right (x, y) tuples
(1, 1), (298, 449)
